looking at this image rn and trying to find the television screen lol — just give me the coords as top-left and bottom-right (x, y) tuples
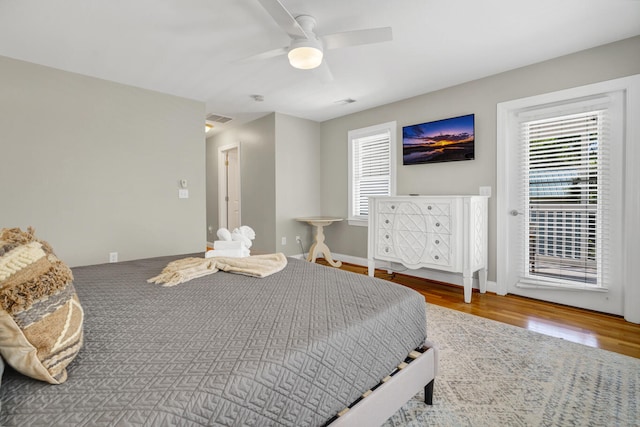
(402, 114), (475, 165)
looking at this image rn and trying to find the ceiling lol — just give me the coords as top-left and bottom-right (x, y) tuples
(1, 0), (639, 134)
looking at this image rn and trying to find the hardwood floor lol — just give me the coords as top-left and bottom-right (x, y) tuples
(317, 259), (640, 359)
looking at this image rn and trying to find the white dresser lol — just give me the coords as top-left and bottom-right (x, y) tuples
(367, 195), (488, 303)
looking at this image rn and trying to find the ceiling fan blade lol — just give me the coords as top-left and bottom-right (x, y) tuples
(312, 60), (334, 84)
(238, 46), (288, 62)
(256, 0), (310, 39)
(322, 27), (392, 50)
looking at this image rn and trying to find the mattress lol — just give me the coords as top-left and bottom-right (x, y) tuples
(0, 255), (427, 426)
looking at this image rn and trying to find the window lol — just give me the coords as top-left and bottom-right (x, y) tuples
(348, 121), (396, 226)
(521, 106), (612, 288)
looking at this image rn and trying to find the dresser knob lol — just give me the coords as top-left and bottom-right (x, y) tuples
(435, 255), (439, 260)
(385, 247), (390, 253)
(391, 205), (396, 210)
(435, 240), (440, 244)
(385, 234), (389, 239)
(385, 219), (390, 224)
(435, 222), (440, 227)
(427, 205), (432, 210)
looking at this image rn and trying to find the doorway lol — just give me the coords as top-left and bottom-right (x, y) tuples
(218, 143), (241, 231)
(497, 85), (625, 315)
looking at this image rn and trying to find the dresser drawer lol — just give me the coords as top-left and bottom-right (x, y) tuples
(378, 213), (394, 230)
(376, 229), (429, 265)
(425, 233), (452, 266)
(377, 228), (393, 247)
(376, 243), (396, 259)
(392, 229), (427, 265)
(419, 201), (452, 217)
(426, 215), (450, 234)
(378, 201), (401, 214)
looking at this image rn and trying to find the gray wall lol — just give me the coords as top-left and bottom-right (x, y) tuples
(206, 113), (321, 256)
(319, 36), (640, 282)
(207, 114), (277, 254)
(0, 56), (206, 267)
(274, 113), (321, 255)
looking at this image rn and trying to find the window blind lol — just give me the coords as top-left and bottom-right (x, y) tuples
(520, 109), (610, 288)
(352, 131), (391, 218)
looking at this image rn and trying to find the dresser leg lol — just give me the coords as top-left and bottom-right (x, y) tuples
(367, 260), (375, 277)
(479, 268), (487, 294)
(463, 275), (472, 303)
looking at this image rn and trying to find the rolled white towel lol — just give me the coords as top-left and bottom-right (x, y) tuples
(237, 225), (256, 240)
(231, 232), (252, 248)
(214, 240), (244, 250)
(205, 248), (250, 258)
(216, 228), (232, 241)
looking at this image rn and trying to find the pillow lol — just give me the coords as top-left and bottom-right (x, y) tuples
(0, 227), (83, 384)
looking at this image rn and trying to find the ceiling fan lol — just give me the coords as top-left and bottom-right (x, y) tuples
(252, 0), (393, 82)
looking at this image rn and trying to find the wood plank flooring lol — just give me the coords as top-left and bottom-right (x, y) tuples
(317, 259), (640, 359)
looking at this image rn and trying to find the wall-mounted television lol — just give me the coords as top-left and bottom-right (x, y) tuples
(402, 114), (475, 165)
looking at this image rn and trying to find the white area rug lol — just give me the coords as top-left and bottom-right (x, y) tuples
(384, 304), (640, 426)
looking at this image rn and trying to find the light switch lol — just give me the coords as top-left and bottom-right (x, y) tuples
(179, 189), (189, 199)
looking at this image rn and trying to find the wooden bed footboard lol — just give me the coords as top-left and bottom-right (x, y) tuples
(327, 339), (438, 426)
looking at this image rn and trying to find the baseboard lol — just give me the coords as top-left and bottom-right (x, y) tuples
(330, 252), (498, 294)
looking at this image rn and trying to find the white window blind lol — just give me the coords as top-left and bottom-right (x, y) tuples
(348, 122), (396, 225)
(352, 132), (390, 217)
(520, 108), (610, 288)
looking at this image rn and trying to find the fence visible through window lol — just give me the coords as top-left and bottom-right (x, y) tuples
(523, 110), (603, 287)
(528, 204), (597, 284)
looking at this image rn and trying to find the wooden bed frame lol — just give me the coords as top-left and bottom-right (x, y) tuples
(329, 340), (438, 426)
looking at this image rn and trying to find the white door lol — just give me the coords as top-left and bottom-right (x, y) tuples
(226, 148), (241, 230)
(218, 144), (241, 230)
(498, 89), (624, 315)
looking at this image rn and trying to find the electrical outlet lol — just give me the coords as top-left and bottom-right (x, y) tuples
(109, 252), (118, 263)
(281, 237), (286, 245)
(296, 236), (301, 243)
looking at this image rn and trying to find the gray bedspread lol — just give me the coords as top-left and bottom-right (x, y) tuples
(0, 255), (427, 426)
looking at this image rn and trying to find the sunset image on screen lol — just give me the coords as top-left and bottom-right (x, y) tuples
(402, 114), (475, 165)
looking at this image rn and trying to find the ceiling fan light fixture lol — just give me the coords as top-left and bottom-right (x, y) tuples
(288, 43), (323, 70)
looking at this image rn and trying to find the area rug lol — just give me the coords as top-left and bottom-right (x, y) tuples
(384, 304), (640, 427)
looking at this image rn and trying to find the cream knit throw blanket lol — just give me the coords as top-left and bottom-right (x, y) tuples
(147, 253), (288, 286)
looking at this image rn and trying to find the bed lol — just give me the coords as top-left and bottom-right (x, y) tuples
(0, 253), (437, 426)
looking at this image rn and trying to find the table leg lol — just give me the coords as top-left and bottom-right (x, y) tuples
(306, 242), (317, 262)
(308, 223), (342, 268)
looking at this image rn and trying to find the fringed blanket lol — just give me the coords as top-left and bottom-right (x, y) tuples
(147, 253), (288, 286)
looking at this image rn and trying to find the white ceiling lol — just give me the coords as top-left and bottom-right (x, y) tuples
(1, 0), (639, 133)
